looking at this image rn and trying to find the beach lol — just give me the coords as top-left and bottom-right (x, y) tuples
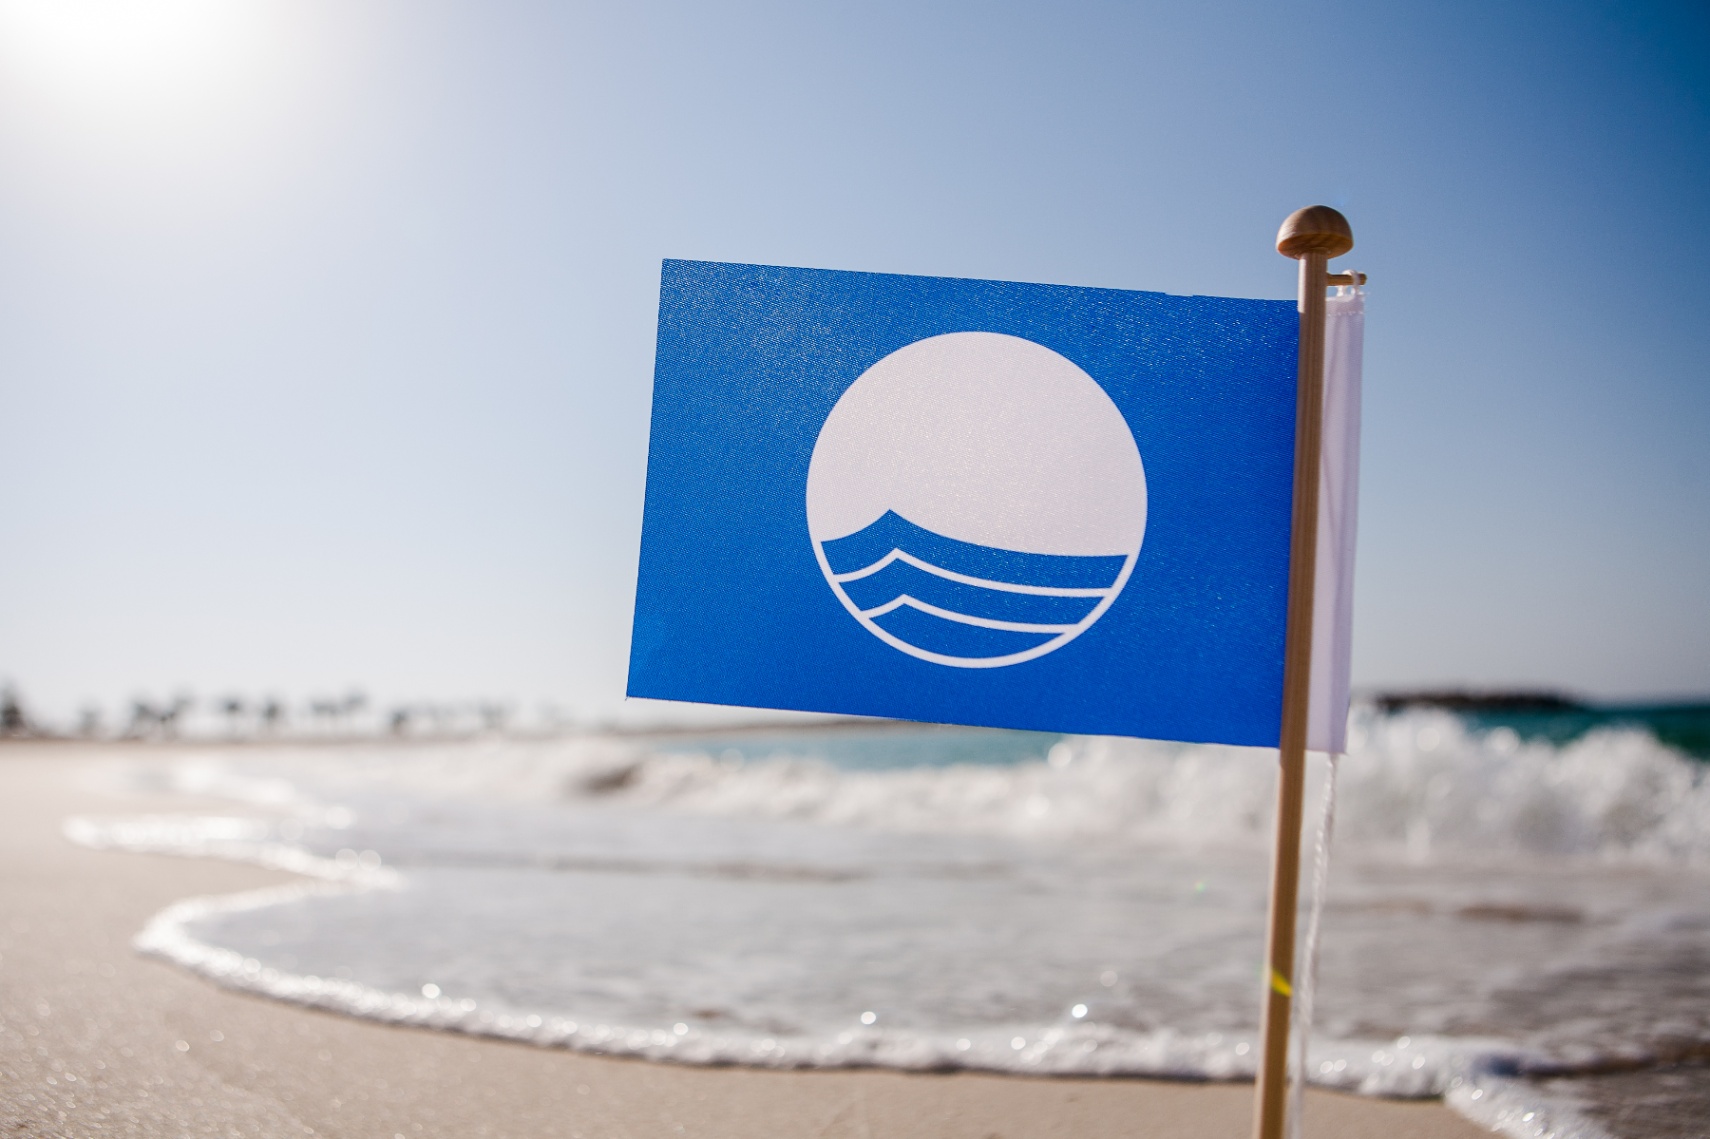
(0, 743), (1492, 1139)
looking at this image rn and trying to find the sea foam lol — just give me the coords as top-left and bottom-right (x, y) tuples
(67, 708), (1710, 1139)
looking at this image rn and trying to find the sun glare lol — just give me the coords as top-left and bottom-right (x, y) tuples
(0, 0), (278, 121)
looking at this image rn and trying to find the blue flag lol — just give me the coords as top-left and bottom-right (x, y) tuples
(628, 260), (1299, 746)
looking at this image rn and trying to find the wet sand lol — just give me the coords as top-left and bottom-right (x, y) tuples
(0, 744), (1491, 1138)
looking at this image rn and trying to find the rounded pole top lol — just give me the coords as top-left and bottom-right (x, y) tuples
(1277, 205), (1353, 259)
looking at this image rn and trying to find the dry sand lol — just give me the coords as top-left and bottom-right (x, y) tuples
(0, 744), (1493, 1138)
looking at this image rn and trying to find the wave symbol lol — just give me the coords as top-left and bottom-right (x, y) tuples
(818, 512), (1131, 667)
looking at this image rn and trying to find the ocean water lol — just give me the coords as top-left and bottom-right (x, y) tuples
(68, 706), (1710, 1138)
(1456, 704), (1710, 763)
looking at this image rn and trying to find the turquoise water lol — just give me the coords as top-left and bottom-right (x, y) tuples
(654, 724), (1065, 771)
(676, 703), (1710, 772)
(1461, 703), (1710, 761)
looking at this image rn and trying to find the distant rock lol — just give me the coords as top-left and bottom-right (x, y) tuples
(1371, 689), (1586, 714)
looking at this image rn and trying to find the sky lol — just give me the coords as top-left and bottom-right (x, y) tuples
(1, 0), (1706, 727)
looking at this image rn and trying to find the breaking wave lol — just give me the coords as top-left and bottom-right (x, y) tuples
(67, 708), (1710, 1139)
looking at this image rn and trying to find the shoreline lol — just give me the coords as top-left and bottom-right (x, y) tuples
(0, 745), (1492, 1137)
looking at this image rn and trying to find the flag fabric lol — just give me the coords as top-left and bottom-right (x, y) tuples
(629, 259), (1319, 747)
(1307, 287), (1365, 753)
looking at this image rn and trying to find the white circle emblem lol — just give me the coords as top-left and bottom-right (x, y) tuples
(806, 332), (1147, 667)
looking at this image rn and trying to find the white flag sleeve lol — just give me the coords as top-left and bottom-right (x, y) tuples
(1307, 288), (1364, 754)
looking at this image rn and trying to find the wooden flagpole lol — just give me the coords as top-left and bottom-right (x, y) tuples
(1251, 205), (1355, 1139)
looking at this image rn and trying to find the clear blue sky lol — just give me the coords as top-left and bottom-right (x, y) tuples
(1, 0), (1706, 723)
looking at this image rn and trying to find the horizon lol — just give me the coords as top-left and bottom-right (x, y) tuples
(3, 680), (1706, 745)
